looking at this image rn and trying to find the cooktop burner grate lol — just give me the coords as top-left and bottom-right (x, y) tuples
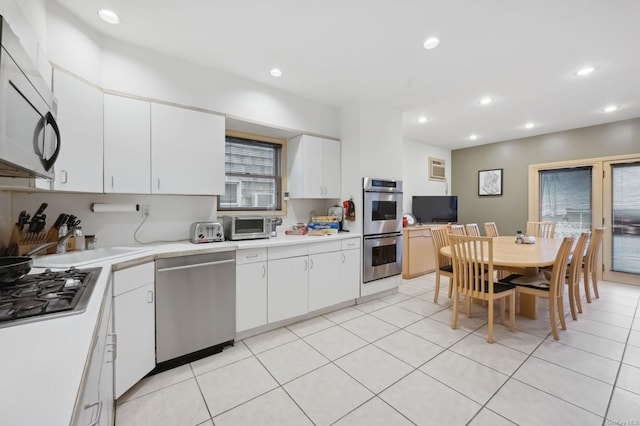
(0, 267), (101, 329)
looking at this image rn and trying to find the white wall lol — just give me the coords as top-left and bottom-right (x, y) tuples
(402, 138), (452, 213)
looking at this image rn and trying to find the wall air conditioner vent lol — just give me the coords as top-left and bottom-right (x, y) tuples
(428, 157), (446, 182)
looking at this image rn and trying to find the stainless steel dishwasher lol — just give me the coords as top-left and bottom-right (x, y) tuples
(155, 250), (236, 365)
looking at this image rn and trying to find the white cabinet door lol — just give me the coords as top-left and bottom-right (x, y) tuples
(103, 95), (151, 194)
(151, 103), (225, 195)
(322, 138), (341, 198)
(236, 261), (267, 332)
(308, 251), (342, 311)
(99, 302), (114, 426)
(287, 135), (340, 199)
(340, 248), (361, 301)
(52, 70), (103, 192)
(113, 266), (155, 399)
(268, 256), (308, 323)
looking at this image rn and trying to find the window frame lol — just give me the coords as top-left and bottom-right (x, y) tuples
(218, 130), (288, 215)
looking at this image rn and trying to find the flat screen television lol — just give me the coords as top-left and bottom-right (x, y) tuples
(411, 196), (458, 224)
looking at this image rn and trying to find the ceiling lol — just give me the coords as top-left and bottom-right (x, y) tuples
(54, 0), (640, 149)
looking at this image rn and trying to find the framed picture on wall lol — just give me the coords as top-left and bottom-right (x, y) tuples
(478, 168), (503, 196)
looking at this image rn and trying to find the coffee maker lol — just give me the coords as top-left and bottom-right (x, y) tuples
(327, 205), (344, 232)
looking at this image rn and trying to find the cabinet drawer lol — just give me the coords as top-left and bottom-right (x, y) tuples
(308, 240), (341, 254)
(269, 244), (308, 260)
(341, 238), (361, 250)
(236, 248), (268, 265)
(113, 262), (154, 296)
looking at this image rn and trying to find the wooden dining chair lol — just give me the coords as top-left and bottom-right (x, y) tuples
(501, 236), (574, 340)
(566, 231), (590, 320)
(449, 234), (516, 343)
(450, 224), (467, 235)
(465, 223), (481, 236)
(431, 227), (455, 303)
(484, 222), (499, 237)
(526, 221), (556, 238)
(583, 227), (606, 303)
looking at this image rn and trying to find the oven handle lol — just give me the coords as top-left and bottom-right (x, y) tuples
(364, 233), (402, 240)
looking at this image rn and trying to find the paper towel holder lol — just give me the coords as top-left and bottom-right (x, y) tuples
(90, 203), (140, 213)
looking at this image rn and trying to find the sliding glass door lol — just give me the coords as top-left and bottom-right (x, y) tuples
(604, 160), (640, 283)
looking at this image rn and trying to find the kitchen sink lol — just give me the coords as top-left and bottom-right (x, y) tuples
(32, 247), (154, 268)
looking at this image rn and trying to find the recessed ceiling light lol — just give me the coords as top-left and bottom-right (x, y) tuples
(270, 68), (283, 77)
(97, 9), (120, 24)
(479, 97), (494, 105)
(469, 134), (479, 140)
(604, 105), (619, 113)
(575, 66), (595, 77)
(524, 122), (536, 129)
(418, 116), (428, 124)
(423, 37), (440, 50)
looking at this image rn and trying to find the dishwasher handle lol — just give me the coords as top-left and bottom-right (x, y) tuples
(156, 258), (235, 273)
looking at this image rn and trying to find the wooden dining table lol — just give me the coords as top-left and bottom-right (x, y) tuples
(440, 236), (568, 319)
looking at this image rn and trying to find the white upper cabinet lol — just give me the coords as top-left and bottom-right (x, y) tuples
(103, 94), (151, 194)
(52, 70), (103, 192)
(287, 135), (341, 199)
(151, 103), (225, 195)
(103, 95), (225, 195)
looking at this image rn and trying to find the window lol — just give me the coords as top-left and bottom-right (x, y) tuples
(539, 166), (592, 238)
(218, 134), (283, 211)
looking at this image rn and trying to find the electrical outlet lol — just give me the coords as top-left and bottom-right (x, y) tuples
(141, 205), (150, 216)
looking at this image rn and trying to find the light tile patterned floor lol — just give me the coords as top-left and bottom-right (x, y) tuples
(116, 273), (640, 426)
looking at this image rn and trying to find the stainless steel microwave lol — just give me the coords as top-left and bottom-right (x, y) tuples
(0, 16), (61, 179)
(223, 215), (270, 240)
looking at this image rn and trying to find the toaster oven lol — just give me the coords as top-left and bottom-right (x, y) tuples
(223, 216), (270, 241)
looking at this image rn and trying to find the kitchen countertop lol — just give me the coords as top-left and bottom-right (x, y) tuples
(0, 231), (361, 425)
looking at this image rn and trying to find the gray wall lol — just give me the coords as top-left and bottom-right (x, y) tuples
(451, 117), (640, 235)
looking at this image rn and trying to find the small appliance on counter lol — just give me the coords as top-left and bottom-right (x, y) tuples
(190, 222), (224, 243)
(222, 215), (270, 241)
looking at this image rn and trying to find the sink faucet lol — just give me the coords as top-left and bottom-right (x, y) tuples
(25, 227), (77, 257)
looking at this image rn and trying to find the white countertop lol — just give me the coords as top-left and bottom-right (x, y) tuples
(0, 231), (360, 425)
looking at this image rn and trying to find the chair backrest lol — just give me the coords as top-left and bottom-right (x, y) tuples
(548, 237), (575, 299)
(526, 221), (556, 238)
(430, 227), (452, 268)
(584, 227), (606, 273)
(484, 222), (499, 237)
(449, 234), (495, 297)
(450, 224), (467, 235)
(568, 232), (590, 286)
(465, 223), (481, 236)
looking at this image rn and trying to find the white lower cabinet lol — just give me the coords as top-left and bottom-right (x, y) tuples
(72, 283), (113, 426)
(268, 255), (309, 323)
(236, 249), (268, 332)
(308, 251), (342, 311)
(113, 263), (155, 399)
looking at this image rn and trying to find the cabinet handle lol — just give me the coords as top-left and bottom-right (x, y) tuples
(157, 178), (161, 189)
(304, 259), (308, 271)
(60, 169), (68, 184)
(245, 254), (258, 259)
(147, 290), (154, 303)
(342, 253), (346, 263)
(111, 176), (114, 189)
(107, 333), (118, 362)
(310, 258), (314, 269)
(262, 264), (266, 278)
(84, 401), (102, 426)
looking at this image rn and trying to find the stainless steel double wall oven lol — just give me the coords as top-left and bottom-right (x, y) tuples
(362, 178), (403, 283)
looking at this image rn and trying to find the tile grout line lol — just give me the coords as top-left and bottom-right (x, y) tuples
(602, 296), (640, 423)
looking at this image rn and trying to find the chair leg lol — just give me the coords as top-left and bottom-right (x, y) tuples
(500, 298), (506, 325)
(509, 293), (516, 331)
(487, 298), (494, 344)
(433, 271), (440, 303)
(465, 295), (471, 318)
(548, 296), (559, 340)
(583, 269), (592, 303)
(447, 277), (453, 299)
(451, 289), (459, 330)
(575, 282), (583, 314)
(557, 296), (567, 331)
(592, 270), (600, 299)
(567, 283), (577, 321)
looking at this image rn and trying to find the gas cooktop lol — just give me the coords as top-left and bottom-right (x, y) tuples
(0, 267), (101, 329)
